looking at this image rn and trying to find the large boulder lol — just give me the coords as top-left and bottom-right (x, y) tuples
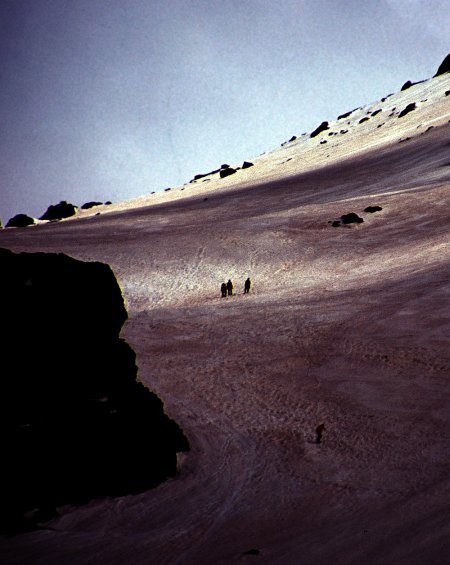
(0, 248), (189, 535)
(6, 214), (36, 228)
(434, 53), (450, 77)
(39, 201), (77, 221)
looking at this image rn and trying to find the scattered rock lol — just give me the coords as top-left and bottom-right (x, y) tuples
(341, 213), (364, 224)
(359, 117), (370, 124)
(400, 80), (425, 91)
(434, 53), (450, 77)
(220, 164), (230, 169)
(399, 137), (411, 143)
(242, 549), (260, 556)
(371, 109), (382, 117)
(340, 129), (348, 134)
(445, 90), (450, 96)
(288, 136), (297, 142)
(377, 123), (384, 128)
(241, 161), (254, 169)
(39, 201), (77, 221)
(220, 167), (237, 178)
(320, 140), (327, 144)
(81, 201), (103, 210)
(331, 220), (341, 227)
(337, 108), (358, 120)
(164, 187), (171, 191)
(6, 214), (36, 228)
(398, 103), (416, 118)
(310, 121), (329, 138)
(105, 201), (112, 205)
(364, 206), (383, 213)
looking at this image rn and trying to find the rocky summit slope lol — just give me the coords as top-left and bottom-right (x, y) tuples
(0, 63), (449, 564)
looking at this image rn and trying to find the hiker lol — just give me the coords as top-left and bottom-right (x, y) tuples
(227, 279), (233, 296)
(244, 277), (251, 294)
(220, 282), (227, 298)
(315, 423), (326, 444)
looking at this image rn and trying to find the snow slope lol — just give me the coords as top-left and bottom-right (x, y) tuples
(0, 71), (449, 564)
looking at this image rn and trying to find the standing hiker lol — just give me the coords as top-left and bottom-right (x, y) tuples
(220, 282), (227, 298)
(227, 279), (233, 296)
(316, 423), (326, 444)
(244, 277), (251, 294)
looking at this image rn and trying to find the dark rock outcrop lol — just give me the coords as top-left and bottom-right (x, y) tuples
(359, 117), (370, 124)
(434, 53), (450, 77)
(220, 167), (237, 178)
(401, 80), (413, 91)
(310, 121), (329, 138)
(364, 206), (383, 213)
(6, 214), (36, 228)
(371, 109), (382, 117)
(398, 103), (416, 118)
(39, 201), (77, 221)
(341, 213), (364, 224)
(0, 248), (189, 535)
(81, 201), (103, 210)
(241, 161), (254, 169)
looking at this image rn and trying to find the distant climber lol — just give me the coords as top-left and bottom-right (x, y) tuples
(221, 282), (227, 298)
(315, 423), (326, 444)
(227, 279), (234, 296)
(244, 277), (251, 294)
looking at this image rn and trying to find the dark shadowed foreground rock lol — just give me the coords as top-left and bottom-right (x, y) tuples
(39, 200), (77, 221)
(0, 248), (189, 535)
(5, 214), (36, 228)
(434, 53), (450, 77)
(364, 206), (383, 213)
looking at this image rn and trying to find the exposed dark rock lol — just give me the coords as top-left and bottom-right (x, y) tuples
(434, 53), (450, 77)
(39, 201), (77, 221)
(331, 220), (341, 227)
(242, 549), (261, 556)
(398, 103), (416, 118)
(337, 109), (357, 120)
(6, 214), (36, 228)
(81, 201), (103, 210)
(164, 187), (171, 191)
(340, 129), (348, 134)
(371, 109), (382, 117)
(341, 213), (364, 224)
(359, 117), (370, 124)
(105, 201), (112, 205)
(0, 248), (189, 535)
(310, 121), (329, 138)
(241, 161), (254, 169)
(220, 164), (230, 169)
(401, 80), (413, 91)
(364, 206), (383, 213)
(445, 90), (450, 96)
(399, 137), (411, 143)
(220, 167), (237, 178)
(377, 124), (385, 128)
(320, 140), (327, 144)
(288, 136), (297, 142)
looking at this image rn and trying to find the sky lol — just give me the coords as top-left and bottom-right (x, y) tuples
(0, 0), (449, 224)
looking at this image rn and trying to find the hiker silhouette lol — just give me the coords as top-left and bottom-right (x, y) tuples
(316, 423), (326, 444)
(220, 282), (227, 298)
(244, 277), (251, 294)
(226, 279), (233, 296)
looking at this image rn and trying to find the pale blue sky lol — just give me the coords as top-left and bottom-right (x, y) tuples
(1, 0), (449, 223)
